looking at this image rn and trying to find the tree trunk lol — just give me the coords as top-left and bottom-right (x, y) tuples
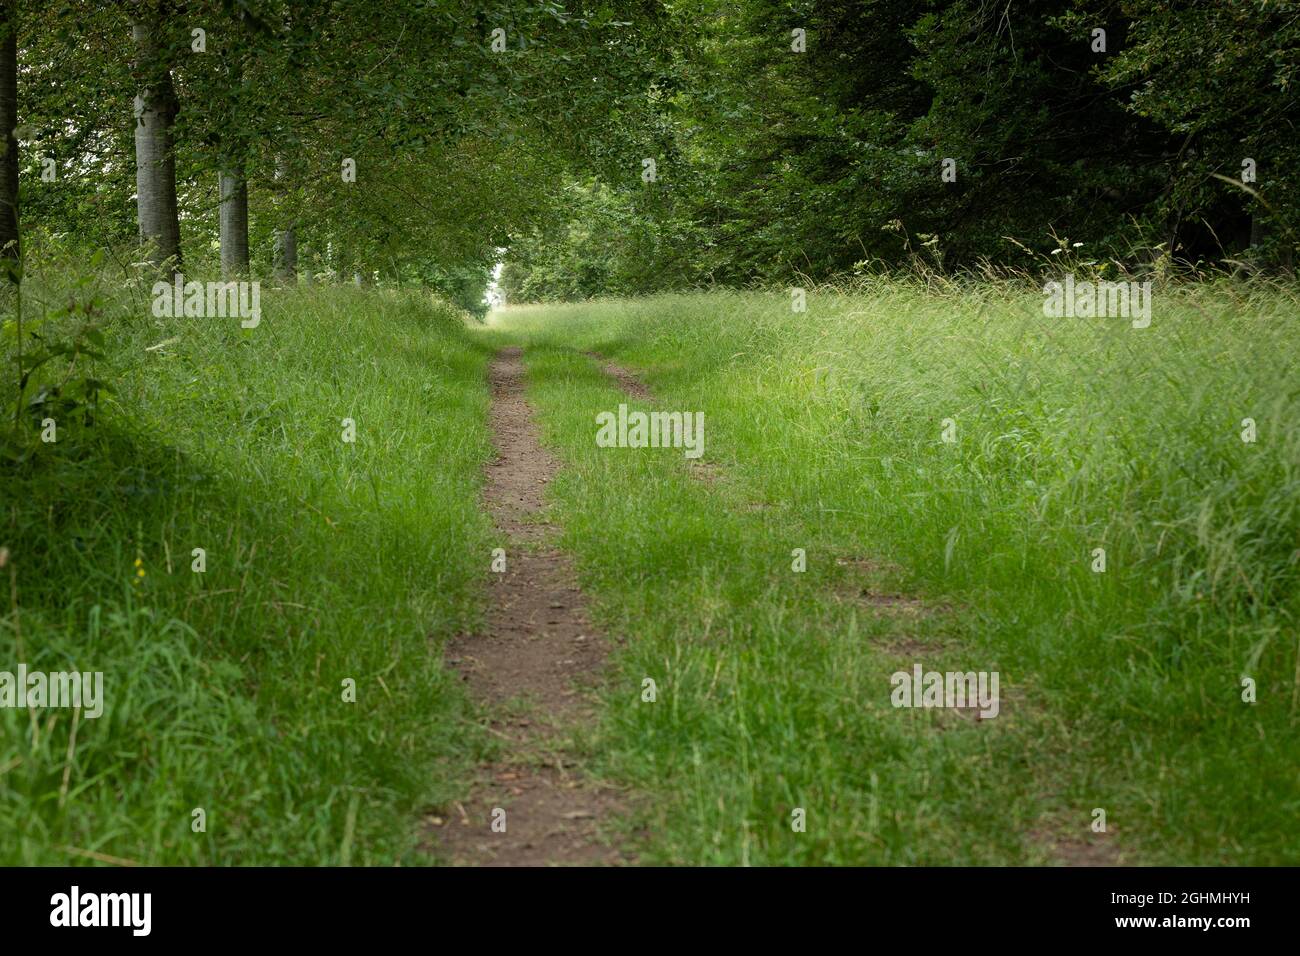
(219, 169), (249, 278)
(275, 227), (297, 281)
(132, 14), (182, 271)
(0, 0), (19, 282)
(273, 157), (296, 281)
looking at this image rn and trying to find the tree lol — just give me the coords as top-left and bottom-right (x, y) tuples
(218, 170), (248, 277)
(132, 3), (183, 271)
(273, 155), (296, 281)
(0, 0), (18, 282)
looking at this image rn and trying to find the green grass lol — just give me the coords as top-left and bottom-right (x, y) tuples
(5, 268), (1296, 867)
(481, 279), (1300, 865)
(1, 282), (495, 864)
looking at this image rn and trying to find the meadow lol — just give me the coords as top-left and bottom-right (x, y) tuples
(3, 271), (1297, 865)
(482, 278), (1300, 864)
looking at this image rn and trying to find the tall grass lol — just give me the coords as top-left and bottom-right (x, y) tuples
(490, 277), (1300, 863)
(5, 255), (1294, 865)
(2, 261), (495, 864)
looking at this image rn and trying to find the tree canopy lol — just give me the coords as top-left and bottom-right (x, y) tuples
(5, 0), (1297, 308)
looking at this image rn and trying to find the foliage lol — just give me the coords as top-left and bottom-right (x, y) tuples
(503, 0), (1300, 297)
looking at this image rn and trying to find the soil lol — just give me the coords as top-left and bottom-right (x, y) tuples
(431, 347), (631, 866)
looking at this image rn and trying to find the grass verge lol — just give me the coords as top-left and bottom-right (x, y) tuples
(2, 283), (493, 865)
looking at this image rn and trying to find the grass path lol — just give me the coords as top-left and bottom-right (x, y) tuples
(5, 282), (1294, 866)
(584, 349), (1119, 865)
(461, 335), (1063, 864)
(465, 285), (1299, 865)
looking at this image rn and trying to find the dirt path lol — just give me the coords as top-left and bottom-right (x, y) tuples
(431, 347), (629, 866)
(590, 354), (653, 402)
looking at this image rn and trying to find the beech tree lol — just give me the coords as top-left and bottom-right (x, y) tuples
(0, 0), (18, 282)
(131, 3), (182, 271)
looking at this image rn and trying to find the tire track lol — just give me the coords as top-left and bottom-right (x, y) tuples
(586, 350), (1120, 866)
